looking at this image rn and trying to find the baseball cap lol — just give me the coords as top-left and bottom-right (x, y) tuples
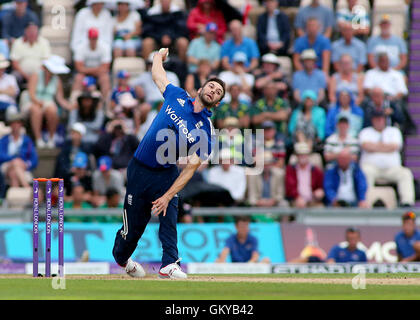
(337, 115), (349, 123)
(261, 120), (276, 129)
(71, 122), (86, 136)
(262, 53), (280, 65)
(98, 156), (112, 172)
(43, 55), (70, 74)
(371, 109), (385, 118)
(301, 49), (317, 60)
(88, 27), (99, 39)
(72, 152), (88, 169)
(205, 22), (218, 33)
(232, 51), (247, 63)
(402, 211), (416, 221)
(301, 89), (318, 102)
(117, 70), (130, 79)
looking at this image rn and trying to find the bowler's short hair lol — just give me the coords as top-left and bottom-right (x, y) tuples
(201, 77), (226, 102)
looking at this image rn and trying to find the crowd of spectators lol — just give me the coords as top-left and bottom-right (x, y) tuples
(0, 0), (415, 222)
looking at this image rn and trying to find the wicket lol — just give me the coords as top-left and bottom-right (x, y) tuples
(33, 178), (64, 278)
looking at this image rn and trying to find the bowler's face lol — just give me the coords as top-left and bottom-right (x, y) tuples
(199, 81), (224, 106)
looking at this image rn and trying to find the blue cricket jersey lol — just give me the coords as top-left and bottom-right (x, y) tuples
(225, 234), (258, 262)
(327, 244), (367, 263)
(395, 230), (420, 259)
(134, 84), (215, 168)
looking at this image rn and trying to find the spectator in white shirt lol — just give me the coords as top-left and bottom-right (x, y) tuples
(72, 28), (111, 99)
(71, 0), (113, 52)
(359, 110), (414, 206)
(0, 54), (19, 115)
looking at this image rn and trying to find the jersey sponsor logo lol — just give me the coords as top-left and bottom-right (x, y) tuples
(164, 105), (196, 143)
(177, 98), (185, 107)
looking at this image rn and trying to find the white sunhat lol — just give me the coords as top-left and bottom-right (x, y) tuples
(0, 54), (10, 69)
(43, 55), (70, 74)
(119, 92), (138, 108)
(71, 122), (87, 136)
(300, 49), (317, 60)
(262, 53), (280, 65)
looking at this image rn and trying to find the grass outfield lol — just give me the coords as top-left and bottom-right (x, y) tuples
(0, 274), (420, 300)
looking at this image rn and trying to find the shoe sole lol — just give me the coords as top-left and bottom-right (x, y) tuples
(158, 271), (187, 279)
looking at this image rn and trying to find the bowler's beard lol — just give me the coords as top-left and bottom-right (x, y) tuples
(199, 90), (217, 108)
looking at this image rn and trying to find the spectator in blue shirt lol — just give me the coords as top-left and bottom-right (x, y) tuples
(1, 0), (39, 45)
(327, 227), (367, 263)
(292, 49), (327, 105)
(221, 19), (260, 72)
(395, 211), (420, 262)
(295, 0), (335, 39)
(216, 216), (269, 263)
(293, 17), (331, 76)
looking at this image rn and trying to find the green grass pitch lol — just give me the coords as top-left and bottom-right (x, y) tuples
(0, 274), (420, 300)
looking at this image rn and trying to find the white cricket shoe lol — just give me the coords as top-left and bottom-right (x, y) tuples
(158, 258), (187, 279)
(125, 258), (146, 278)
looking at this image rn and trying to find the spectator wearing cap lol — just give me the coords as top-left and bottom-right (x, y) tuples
(256, 0), (291, 56)
(219, 51), (255, 102)
(293, 17), (331, 76)
(295, 0), (335, 39)
(71, 0), (113, 52)
(186, 22), (221, 73)
(0, 54), (19, 116)
(367, 14), (407, 71)
(324, 116), (359, 164)
(187, 0), (227, 44)
(336, 0), (371, 38)
(325, 89), (364, 139)
(324, 148), (368, 208)
(73, 27), (112, 99)
(1, 0), (39, 45)
(326, 228), (367, 263)
(328, 54), (364, 106)
(68, 90), (104, 151)
(110, 70), (136, 113)
(395, 212), (420, 262)
(185, 59), (214, 98)
(93, 119), (139, 172)
(68, 151), (93, 202)
(254, 53), (289, 100)
(92, 156), (125, 207)
(292, 49), (326, 105)
(54, 122), (91, 183)
(10, 22), (51, 83)
(214, 84), (250, 129)
(251, 81), (290, 137)
(359, 110), (415, 207)
(285, 142), (324, 208)
(100, 188), (123, 209)
(22, 55), (71, 149)
(289, 90), (326, 149)
(220, 20), (260, 72)
(141, 0), (189, 62)
(112, 0), (142, 58)
(331, 22), (367, 73)
(0, 107), (37, 188)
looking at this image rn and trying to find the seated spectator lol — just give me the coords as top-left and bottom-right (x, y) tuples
(54, 122), (90, 182)
(186, 0), (227, 44)
(256, 0), (291, 56)
(395, 211), (420, 262)
(141, 0), (189, 62)
(219, 52), (255, 102)
(251, 81), (290, 136)
(325, 89), (364, 138)
(326, 227), (367, 263)
(185, 59), (213, 98)
(109, 70), (136, 116)
(324, 149), (368, 208)
(216, 216), (269, 263)
(72, 27), (112, 99)
(207, 149), (246, 204)
(328, 54), (364, 106)
(100, 188), (124, 209)
(1, 0), (39, 46)
(363, 87), (405, 129)
(0, 54), (19, 118)
(285, 142), (324, 208)
(93, 119), (139, 171)
(288, 90), (326, 148)
(217, 117), (249, 165)
(186, 23), (221, 73)
(22, 55), (71, 148)
(71, 0), (113, 52)
(359, 110), (414, 207)
(367, 14), (407, 71)
(111, 93), (141, 136)
(293, 17), (331, 76)
(336, 0), (371, 38)
(292, 49), (327, 105)
(112, 0), (142, 58)
(295, 0), (335, 38)
(332, 22), (367, 73)
(214, 84), (250, 129)
(220, 20), (260, 72)
(68, 90), (105, 150)
(10, 22), (51, 83)
(248, 122), (286, 207)
(0, 107), (37, 188)
(363, 52), (408, 108)
(67, 151), (93, 202)
(324, 116), (359, 164)
(254, 53), (289, 100)
(92, 156), (125, 207)
(64, 183), (93, 210)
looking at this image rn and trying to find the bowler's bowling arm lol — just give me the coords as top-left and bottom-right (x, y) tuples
(152, 49), (170, 94)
